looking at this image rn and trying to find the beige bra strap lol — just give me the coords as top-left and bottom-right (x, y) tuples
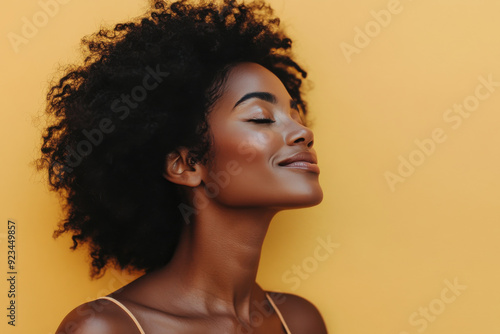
(97, 294), (289, 334)
(97, 296), (146, 334)
(265, 293), (292, 334)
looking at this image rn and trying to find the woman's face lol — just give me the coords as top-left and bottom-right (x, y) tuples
(201, 62), (323, 210)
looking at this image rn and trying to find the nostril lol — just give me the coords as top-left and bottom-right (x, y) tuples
(294, 137), (305, 144)
(308, 140), (314, 148)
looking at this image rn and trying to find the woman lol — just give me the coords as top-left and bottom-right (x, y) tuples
(39, 0), (328, 333)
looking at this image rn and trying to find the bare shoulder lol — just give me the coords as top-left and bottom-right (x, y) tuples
(55, 298), (142, 334)
(266, 291), (328, 334)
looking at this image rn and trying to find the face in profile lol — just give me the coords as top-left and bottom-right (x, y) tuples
(200, 62), (323, 210)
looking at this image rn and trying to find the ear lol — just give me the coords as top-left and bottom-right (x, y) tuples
(163, 147), (203, 187)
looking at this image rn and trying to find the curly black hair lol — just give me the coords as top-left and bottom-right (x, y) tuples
(37, 0), (309, 278)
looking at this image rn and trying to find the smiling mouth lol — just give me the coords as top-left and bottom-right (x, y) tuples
(278, 152), (320, 174)
(279, 161), (320, 174)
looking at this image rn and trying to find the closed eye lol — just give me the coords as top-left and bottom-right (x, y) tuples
(248, 118), (275, 124)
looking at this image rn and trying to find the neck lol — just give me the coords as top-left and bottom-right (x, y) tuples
(158, 200), (278, 319)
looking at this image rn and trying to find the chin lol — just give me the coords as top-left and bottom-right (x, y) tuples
(296, 182), (323, 206)
(300, 189), (324, 207)
(277, 187), (324, 209)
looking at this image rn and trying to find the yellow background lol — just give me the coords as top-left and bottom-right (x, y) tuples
(1, 0), (500, 333)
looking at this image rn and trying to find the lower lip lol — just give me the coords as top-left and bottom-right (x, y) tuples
(280, 161), (320, 174)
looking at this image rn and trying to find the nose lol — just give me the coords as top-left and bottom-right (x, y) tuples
(284, 120), (314, 148)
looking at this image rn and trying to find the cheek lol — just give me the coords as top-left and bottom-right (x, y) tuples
(234, 131), (277, 164)
(212, 124), (278, 168)
(204, 127), (279, 199)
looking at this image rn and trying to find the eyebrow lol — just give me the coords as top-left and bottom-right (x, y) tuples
(232, 91), (299, 111)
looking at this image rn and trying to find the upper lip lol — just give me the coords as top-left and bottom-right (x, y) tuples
(278, 151), (318, 166)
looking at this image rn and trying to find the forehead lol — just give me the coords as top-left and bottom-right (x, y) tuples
(220, 62), (292, 103)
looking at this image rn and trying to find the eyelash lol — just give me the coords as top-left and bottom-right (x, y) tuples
(248, 118), (275, 124)
(248, 118), (307, 127)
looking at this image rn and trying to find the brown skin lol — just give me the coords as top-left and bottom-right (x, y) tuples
(55, 63), (327, 334)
